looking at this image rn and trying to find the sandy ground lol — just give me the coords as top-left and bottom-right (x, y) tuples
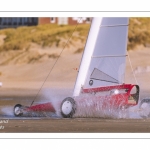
(2, 118), (150, 133)
(1, 48), (150, 133)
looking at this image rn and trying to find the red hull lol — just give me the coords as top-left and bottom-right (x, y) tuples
(81, 84), (139, 108)
(23, 84), (139, 113)
(26, 102), (55, 113)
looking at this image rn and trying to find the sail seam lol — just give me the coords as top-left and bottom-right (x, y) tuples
(92, 55), (127, 58)
(100, 24), (129, 27)
(90, 78), (119, 84)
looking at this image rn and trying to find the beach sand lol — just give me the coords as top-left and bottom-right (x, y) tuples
(0, 48), (150, 133)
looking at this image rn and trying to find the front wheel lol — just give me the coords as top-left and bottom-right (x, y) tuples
(60, 97), (76, 118)
(14, 104), (23, 116)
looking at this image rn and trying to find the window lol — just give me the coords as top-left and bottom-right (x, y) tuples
(24, 18), (28, 25)
(28, 18), (32, 23)
(3, 18), (7, 25)
(33, 18), (38, 24)
(51, 17), (55, 23)
(12, 18), (17, 25)
(18, 18), (22, 25)
(8, 18), (12, 25)
(86, 18), (91, 23)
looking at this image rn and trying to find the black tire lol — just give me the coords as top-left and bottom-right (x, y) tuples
(14, 104), (23, 116)
(139, 98), (150, 107)
(139, 98), (150, 118)
(60, 97), (76, 118)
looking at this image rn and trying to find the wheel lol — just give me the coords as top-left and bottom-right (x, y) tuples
(139, 98), (150, 118)
(14, 104), (23, 116)
(60, 97), (76, 118)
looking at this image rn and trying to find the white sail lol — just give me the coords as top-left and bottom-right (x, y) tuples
(73, 17), (129, 97)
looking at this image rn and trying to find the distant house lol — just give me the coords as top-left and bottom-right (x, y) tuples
(0, 17), (91, 29)
(38, 17), (92, 25)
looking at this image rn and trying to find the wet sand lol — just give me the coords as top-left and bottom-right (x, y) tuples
(1, 117), (150, 133)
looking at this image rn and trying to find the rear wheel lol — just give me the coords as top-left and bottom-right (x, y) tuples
(61, 97), (76, 118)
(14, 104), (23, 116)
(139, 98), (150, 118)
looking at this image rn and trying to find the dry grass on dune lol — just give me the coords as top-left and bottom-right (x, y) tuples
(0, 24), (90, 65)
(0, 24), (90, 52)
(0, 18), (150, 65)
(128, 17), (150, 50)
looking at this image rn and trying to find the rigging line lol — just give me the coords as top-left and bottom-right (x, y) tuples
(127, 50), (138, 85)
(30, 17), (83, 106)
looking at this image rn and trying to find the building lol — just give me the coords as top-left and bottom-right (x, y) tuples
(0, 17), (91, 29)
(0, 17), (38, 29)
(38, 17), (91, 25)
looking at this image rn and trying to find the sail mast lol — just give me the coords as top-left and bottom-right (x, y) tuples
(73, 18), (102, 97)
